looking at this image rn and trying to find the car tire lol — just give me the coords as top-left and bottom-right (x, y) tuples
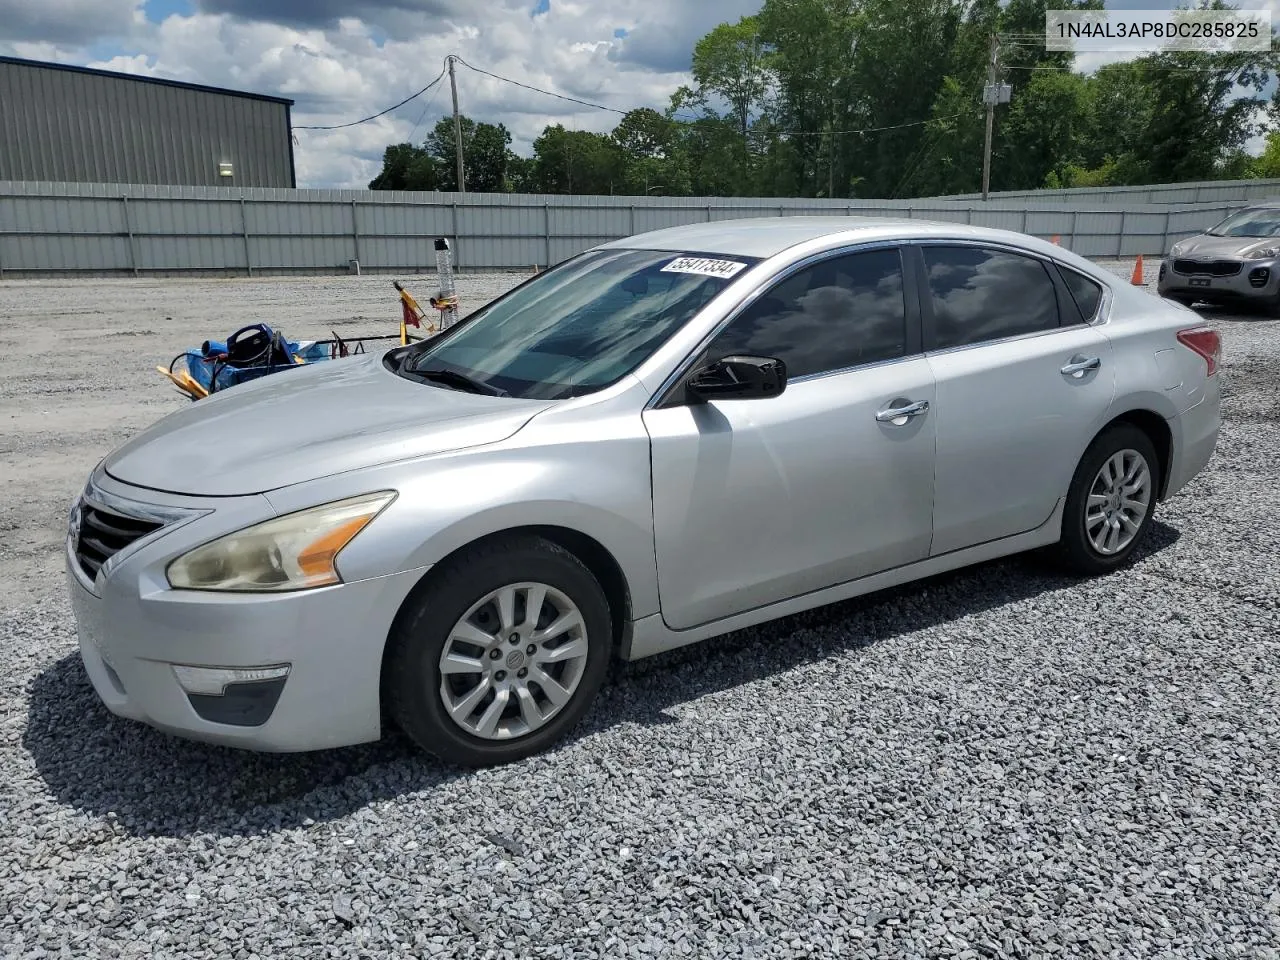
(1054, 423), (1160, 577)
(383, 535), (612, 767)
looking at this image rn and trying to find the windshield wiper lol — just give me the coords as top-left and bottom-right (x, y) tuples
(415, 367), (509, 397)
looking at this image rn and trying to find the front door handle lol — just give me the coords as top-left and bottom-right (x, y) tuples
(1061, 355), (1102, 378)
(876, 399), (930, 424)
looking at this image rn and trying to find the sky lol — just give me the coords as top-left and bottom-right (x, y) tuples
(0, 0), (1275, 189)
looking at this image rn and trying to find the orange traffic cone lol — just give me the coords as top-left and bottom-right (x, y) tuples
(1051, 235), (1060, 245)
(1130, 254), (1145, 286)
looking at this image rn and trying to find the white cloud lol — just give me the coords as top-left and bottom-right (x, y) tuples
(1, 0), (748, 187)
(0, 0), (141, 44)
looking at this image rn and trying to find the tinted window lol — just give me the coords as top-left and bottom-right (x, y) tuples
(1061, 267), (1103, 321)
(923, 246), (1060, 349)
(401, 248), (758, 400)
(704, 248), (908, 379)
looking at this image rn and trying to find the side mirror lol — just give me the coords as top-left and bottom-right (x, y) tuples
(686, 355), (787, 401)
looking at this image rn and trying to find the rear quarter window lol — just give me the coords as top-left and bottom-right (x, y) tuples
(1060, 268), (1104, 322)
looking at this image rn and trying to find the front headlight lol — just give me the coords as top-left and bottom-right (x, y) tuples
(166, 491), (397, 592)
(1245, 247), (1280, 259)
(1169, 241), (1188, 257)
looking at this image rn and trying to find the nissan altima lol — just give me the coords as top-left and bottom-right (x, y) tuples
(65, 217), (1222, 767)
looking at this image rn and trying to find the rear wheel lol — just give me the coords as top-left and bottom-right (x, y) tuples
(384, 536), (611, 767)
(1054, 423), (1159, 576)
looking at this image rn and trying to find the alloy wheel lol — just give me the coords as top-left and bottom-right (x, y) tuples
(437, 581), (590, 740)
(1084, 448), (1152, 556)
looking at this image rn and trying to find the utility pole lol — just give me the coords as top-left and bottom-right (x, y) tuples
(981, 32), (1000, 201)
(448, 55), (466, 193)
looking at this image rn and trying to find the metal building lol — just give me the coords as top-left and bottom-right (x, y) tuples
(0, 56), (296, 188)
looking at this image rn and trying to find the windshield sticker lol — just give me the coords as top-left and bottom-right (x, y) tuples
(660, 257), (749, 279)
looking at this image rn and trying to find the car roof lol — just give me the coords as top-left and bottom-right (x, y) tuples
(596, 214), (1079, 263)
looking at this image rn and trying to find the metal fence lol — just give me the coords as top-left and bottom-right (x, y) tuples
(937, 177), (1280, 206)
(0, 179), (1261, 278)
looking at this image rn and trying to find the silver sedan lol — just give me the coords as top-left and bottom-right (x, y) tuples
(65, 217), (1222, 767)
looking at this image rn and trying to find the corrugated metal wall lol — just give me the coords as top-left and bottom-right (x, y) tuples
(0, 58), (295, 189)
(937, 177), (1280, 205)
(0, 180), (1256, 277)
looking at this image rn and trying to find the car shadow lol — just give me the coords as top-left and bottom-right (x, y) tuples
(23, 520), (1181, 839)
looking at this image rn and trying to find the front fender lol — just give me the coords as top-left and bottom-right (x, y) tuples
(262, 431), (660, 620)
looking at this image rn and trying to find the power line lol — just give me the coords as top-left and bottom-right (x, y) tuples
(292, 52), (978, 143)
(452, 56), (703, 122)
(406, 74), (446, 143)
(781, 111), (977, 137)
(294, 61), (449, 130)
(455, 55), (976, 137)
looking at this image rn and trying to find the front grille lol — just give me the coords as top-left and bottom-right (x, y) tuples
(1249, 267), (1270, 288)
(75, 503), (162, 580)
(1173, 258), (1241, 277)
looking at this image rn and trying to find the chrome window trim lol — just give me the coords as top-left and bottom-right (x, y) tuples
(644, 238), (918, 411)
(920, 319), (1093, 359)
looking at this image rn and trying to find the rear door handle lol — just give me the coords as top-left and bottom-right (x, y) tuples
(876, 399), (930, 423)
(1061, 355), (1101, 377)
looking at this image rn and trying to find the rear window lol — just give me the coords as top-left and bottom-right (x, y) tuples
(1061, 268), (1104, 321)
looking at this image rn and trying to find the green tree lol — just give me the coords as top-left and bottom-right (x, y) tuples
(424, 115), (513, 192)
(368, 143), (439, 190)
(997, 70), (1091, 191)
(1250, 131), (1280, 178)
(467, 121), (512, 192)
(1137, 49), (1276, 183)
(531, 126), (625, 194)
(690, 16), (773, 139)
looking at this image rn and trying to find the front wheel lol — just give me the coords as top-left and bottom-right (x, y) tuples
(1054, 423), (1160, 576)
(384, 536), (612, 767)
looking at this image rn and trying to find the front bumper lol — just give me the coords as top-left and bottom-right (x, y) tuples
(1156, 256), (1280, 303)
(64, 475), (430, 753)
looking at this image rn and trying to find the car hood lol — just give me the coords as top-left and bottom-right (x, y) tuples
(104, 352), (553, 496)
(1173, 234), (1280, 258)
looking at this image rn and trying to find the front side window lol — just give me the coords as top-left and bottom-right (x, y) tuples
(702, 247), (909, 379)
(399, 248), (759, 400)
(922, 246), (1060, 350)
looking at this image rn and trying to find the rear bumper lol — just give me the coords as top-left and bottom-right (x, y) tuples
(1156, 257), (1280, 303)
(1164, 381), (1221, 500)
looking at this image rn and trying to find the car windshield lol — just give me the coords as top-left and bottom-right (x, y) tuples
(398, 247), (758, 400)
(1205, 209), (1280, 238)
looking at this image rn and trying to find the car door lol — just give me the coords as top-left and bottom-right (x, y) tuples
(912, 242), (1117, 557)
(641, 243), (937, 631)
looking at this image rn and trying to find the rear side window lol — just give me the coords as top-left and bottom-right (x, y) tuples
(922, 246), (1060, 350)
(705, 247), (908, 378)
(1060, 267), (1104, 321)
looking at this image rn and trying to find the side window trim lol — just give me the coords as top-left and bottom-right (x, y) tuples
(910, 239), (1083, 354)
(649, 239), (923, 410)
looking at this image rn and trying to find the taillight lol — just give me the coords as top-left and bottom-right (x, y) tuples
(1176, 327), (1221, 376)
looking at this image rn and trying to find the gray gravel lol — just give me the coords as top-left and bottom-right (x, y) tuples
(2, 261), (1279, 959)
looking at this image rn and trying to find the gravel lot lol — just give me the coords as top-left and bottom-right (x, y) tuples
(1, 260), (1278, 959)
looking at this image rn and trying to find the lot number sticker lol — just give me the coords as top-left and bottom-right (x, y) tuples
(661, 257), (749, 279)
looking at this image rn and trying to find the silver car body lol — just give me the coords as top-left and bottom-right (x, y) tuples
(1157, 203), (1280, 307)
(65, 217), (1221, 752)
